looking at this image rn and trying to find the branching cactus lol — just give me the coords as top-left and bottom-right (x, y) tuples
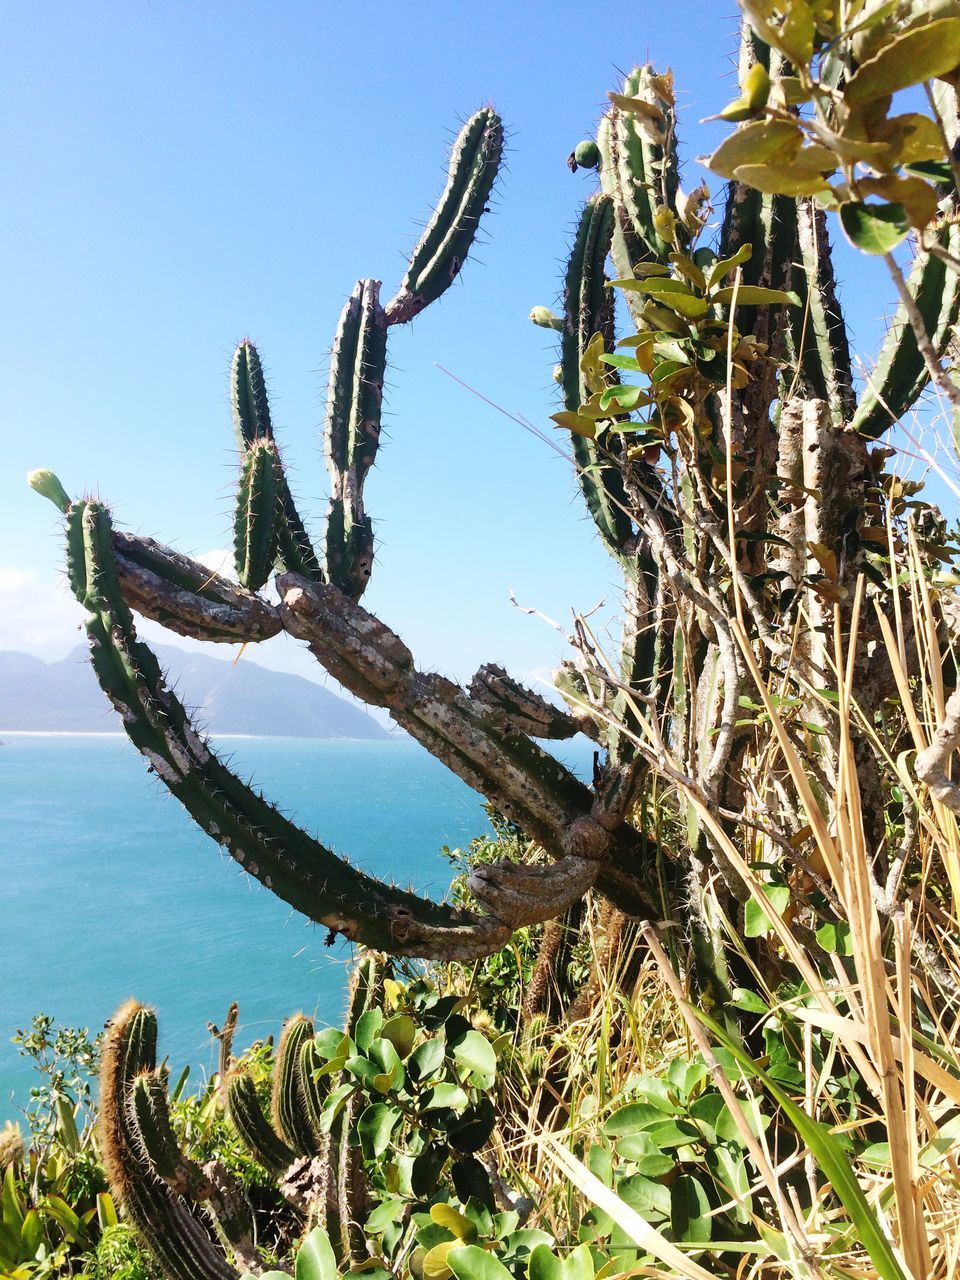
(98, 953), (389, 1279)
(30, 25), (960, 984)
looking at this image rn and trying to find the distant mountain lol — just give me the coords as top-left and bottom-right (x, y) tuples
(0, 645), (388, 739)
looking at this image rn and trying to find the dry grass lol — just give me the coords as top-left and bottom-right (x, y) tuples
(470, 530), (960, 1278)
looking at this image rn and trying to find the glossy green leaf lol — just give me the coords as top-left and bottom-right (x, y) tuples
(816, 919), (855, 955)
(744, 883), (791, 936)
(355, 1008), (384, 1052)
(602, 1102), (665, 1136)
(670, 1175), (711, 1244)
(712, 285), (801, 307)
(409, 1036), (446, 1082)
(296, 1226), (338, 1280)
(451, 1031), (497, 1089)
(357, 1102), (401, 1158)
(448, 1243), (514, 1280)
(382, 1014), (417, 1060)
(697, 1010), (910, 1280)
(840, 202), (910, 255)
(423, 1083), (470, 1112)
(706, 243), (752, 290)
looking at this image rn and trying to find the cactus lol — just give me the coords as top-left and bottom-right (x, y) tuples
(100, 953), (392, 1279)
(32, 33), (959, 976)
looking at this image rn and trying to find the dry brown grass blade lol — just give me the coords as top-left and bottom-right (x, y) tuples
(538, 1135), (731, 1280)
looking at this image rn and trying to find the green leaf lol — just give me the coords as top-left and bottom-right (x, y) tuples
(381, 1014), (417, 1060)
(707, 1144), (752, 1224)
(598, 385), (650, 412)
(602, 1102), (665, 1136)
(600, 354), (644, 373)
(355, 1008), (384, 1052)
(448, 1098), (497, 1152)
(815, 918), (855, 955)
(423, 1083), (470, 1112)
(847, 18), (960, 105)
(366, 1198), (408, 1234)
(357, 1102), (401, 1158)
(451, 1031), (497, 1089)
(712, 285), (801, 307)
(616, 1172), (671, 1218)
(696, 1010), (911, 1280)
(706, 242), (752, 290)
(431, 1204), (479, 1243)
(642, 1119), (701, 1149)
(839, 202), (910, 255)
(615, 1131), (676, 1176)
(448, 1244), (514, 1280)
(314, 1028), (349, 1060)
(670, 1174), (711, 1245)
(296, 1227), (338, 1280)
(409, 1036), (446, 1082)
(744, 883), (791, 937)
(730, 987), (768, 1014)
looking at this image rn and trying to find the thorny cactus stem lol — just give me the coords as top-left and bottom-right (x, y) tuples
(32, 31), (960, 970)
(100, 954), (392, 1280)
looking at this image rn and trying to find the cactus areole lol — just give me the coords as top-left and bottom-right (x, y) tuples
(32, 42), (960, 962)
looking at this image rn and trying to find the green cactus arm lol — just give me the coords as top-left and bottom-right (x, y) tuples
(234, 438), (283, 591)
(113, 530), (282, 643)
(130, 1072), (261, 1269)
(560, 195), (634, 559)
(99, 1002), (240, 1280)
(271, 1015), (319, 1156)
(597, 65), (680, 320)
(230, 340), (274, 449)
(226, 1071), (296, 1175)
(850, 219), (960, 438)
(385, 107), (503, 325)
(66, 499), (515, 959)
(231, 340), (323, 582)
(129, 1071), (213, 1197)
(323, 280), (387, 600)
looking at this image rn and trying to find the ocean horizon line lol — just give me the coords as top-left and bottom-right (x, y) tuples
(0, 730), (406, 741)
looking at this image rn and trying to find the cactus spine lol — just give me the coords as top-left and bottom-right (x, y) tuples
(99, 954), (391, 1280)
(386, 106), (503, 323)
(234, 438), (283, 591)
(323, 279), (387, 599)
(99, 1003), (238, 1280)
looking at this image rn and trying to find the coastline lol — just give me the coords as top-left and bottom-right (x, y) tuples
(0, 730), (404, 741)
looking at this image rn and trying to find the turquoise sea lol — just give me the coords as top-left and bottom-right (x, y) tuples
(1, 733), (529, 1120)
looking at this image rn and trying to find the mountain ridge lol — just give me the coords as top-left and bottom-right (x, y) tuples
(0, 645), (388, 739)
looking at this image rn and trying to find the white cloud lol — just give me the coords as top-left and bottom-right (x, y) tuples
(0, 567), (86, 659)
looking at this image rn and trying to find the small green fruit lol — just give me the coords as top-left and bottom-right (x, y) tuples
(573, 140), (601, 170)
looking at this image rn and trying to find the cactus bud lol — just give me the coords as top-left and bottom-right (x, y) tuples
(530, 306), (563, 330)
(27, 469), (71, 513)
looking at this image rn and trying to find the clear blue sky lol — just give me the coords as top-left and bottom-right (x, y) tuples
(1, 1), (941, 698)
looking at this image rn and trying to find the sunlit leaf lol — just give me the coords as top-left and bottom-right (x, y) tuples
(839, 200), (910, 253)
(847, 18), (960, 105)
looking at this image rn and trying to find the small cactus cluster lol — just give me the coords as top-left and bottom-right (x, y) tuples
(30, 21), (960, 977)
(98, 954), (389, 1280)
